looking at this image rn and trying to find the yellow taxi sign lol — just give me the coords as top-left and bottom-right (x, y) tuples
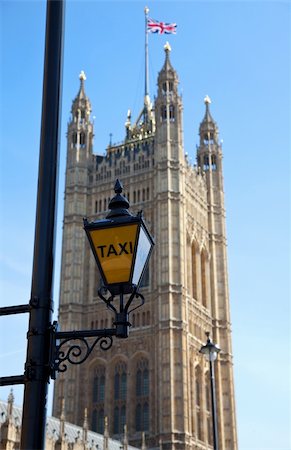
(89, 224), (138, 284)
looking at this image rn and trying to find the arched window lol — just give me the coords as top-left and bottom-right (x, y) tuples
(80, 132), (86, 147)
(120, 405), (126, 430)
(92, 366), (106, 403)
(191, 243), (198, 300)
(211, 154), (217, 170)
(201, 250), (207, 308)
(92, 366), (106, 435)
(143, 369), (149, 396)
(121, 372), (127, 400)
(93, 376), (98, 402)
(143, 402), (149, 431)
(136, 404), (142, 431)
(160, 105), (167, 121)
(114, 373), (120, 400)
(100, 375), (105, 401)
(169, 104), (175, 121)
(203, 155), (209, 170)
(72, 132), (77, 146)
(195, 366), (201, 407)
(114, 407), (119, 434)
(97, 408), (104, 434)
(136, 370), (142, 396)
(91, 409), (97, 432)
(135, 359), (149, 432)
(113, 362), (127, 434)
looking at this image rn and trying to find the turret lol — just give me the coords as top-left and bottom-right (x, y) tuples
(155, 43), (183, 162)
(197, 95), (222, 174)
(67, 71), (93, 167)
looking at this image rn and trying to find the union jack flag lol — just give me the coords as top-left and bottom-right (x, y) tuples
(147, 18), (177, 34)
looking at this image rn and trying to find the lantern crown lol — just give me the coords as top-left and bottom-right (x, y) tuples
(107, 179), (130, 218)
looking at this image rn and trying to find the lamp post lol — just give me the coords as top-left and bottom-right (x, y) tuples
(0, 178), (154, 448)
(200, 332), (220, 450)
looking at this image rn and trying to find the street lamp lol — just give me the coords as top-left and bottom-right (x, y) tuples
(200, 332), (221, 450)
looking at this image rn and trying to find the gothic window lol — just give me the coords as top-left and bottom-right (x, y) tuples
(203, 155), (209, 170)
(113, 407), (119, 434)
(113, 362), (127, 434)
(168, 81), (173, 92)
(197, 411), (203, 441)
(80, 132), (86, 147)
(136, 404), (142, 431)
(203, 132), (214, 145)
(91, 409), (97, 432)
(162, 82), (167, 94)
(195, 366), (201, 407)
(92, 367), (106, 403)
(201, 250), (207, 308)
(81, 109), (85, 120)
(97, 408), (104, 434)
(169, 104), (175, 121)
(92, 366), (106, 434)
(160, 105), (167, 121)
(135, 359), (149, 432)
(211, 154), (217, 170)
(191, 243), (198, 300)
(72, 132), (77, 146)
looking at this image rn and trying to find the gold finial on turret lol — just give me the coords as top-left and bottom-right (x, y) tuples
(79, 70), (86, 81)
(204, 94), (211, 104)
(164, 41), (171, 52)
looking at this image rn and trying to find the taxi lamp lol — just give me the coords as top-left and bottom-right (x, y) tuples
(83, 179), (154, 337)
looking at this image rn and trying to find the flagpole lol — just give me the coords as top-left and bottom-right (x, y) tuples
(144, 6), (149, 100)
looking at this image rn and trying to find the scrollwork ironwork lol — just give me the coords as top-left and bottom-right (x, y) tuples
(54, 334), (113, 374)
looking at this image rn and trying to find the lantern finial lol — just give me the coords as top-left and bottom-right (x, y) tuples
(107, 179), (130, 218)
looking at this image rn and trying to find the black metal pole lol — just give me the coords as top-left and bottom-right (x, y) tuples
(209, 359), (219, 450)
(20, 1), (64, 448)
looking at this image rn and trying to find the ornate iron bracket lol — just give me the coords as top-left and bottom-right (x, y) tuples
(50, 289), (145, 379)
(50, 326), (116, 380)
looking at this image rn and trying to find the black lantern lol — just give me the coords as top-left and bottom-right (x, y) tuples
(84, 179), (154, 296)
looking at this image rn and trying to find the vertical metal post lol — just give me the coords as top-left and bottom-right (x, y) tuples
(20, 1), (64, 448)
(209, 359), (219, 450)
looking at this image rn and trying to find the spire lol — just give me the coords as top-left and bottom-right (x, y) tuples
(71, 70), (92, 118)
(199, 95), (219, 145)
(82, 407), (88, 443)
(123, 424), (128, 450)
(60, 397), (65, 438)
(103, 416), (109, 450)
(141, 432), (147, 450)
(158, 42), (178, 85)
(7, 389), (14, 417)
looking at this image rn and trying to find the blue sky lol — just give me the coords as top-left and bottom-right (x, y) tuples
(0, 1), (290, 449)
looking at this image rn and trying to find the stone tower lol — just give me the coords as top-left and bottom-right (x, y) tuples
(53, 45), (237, 450)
